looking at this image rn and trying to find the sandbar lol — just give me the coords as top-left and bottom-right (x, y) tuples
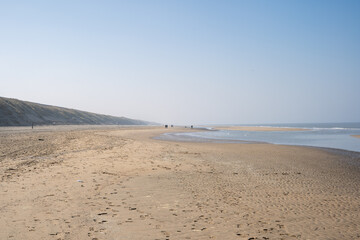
(352, 135), (360, 138)
(0, 126), (359, 239)
(213, 126), (308, 131)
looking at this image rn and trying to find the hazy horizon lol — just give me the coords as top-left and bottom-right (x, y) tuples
(1, 1), (359, 125)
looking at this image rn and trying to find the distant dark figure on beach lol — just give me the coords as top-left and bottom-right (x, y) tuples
(32, 123), (34, 129)
(171, 125), (173, 128)
(191, 125), (193, 128)
(165, 125), (168, 128)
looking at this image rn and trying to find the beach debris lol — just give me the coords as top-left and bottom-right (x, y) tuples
(77, 180), (84, 183)
(38, 138), (44, 141)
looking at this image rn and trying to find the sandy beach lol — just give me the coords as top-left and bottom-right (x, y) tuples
(213, 126), (308, 132)
(1, 126), (360, 239)
(352, 135), (360, 138)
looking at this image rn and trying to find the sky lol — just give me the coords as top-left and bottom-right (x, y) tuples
(1, 0), (360, 125)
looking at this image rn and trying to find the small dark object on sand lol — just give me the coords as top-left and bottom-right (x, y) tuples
(165, 125), (168, 128)
(38, 138), (44, 141)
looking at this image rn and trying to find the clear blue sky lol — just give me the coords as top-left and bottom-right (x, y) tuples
(1, 0), (359, 124)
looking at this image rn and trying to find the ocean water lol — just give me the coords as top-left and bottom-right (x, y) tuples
(158, 123), (360, 153)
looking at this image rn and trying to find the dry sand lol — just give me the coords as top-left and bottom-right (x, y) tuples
(352, 135), (360, 138)
(1, 126), (360, 239)
(213, 126), (308, 131)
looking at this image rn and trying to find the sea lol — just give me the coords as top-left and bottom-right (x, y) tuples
(157, 122), (360, 153)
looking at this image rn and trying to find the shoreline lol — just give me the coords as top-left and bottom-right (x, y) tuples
(1, 126), (360, 239)
(212, 126), (309, 131)
(155, 130), (360, 154)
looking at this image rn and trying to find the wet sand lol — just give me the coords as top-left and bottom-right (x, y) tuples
(1, 126), (360, 239)
(352, 135), (360, 138)
(213, 126), (308, 131)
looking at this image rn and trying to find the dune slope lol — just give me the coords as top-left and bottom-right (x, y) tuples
(0, 97), (150, 126)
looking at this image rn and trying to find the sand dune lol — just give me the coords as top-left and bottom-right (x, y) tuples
(1, 126), (359, 239)
(0, 96), (151, 126)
